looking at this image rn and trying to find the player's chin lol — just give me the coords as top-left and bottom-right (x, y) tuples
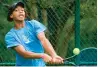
(17, 18), (25, 21)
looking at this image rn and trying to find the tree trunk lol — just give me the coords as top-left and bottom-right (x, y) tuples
(56, 23), (74, 58)
(41, 8), (48, 26)
(26, 0), (38, 20)
(30, 3), (38, 20)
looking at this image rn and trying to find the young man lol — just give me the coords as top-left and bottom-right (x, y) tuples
(5, 2), (63, 66)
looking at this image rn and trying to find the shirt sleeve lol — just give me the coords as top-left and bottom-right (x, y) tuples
(31, 20), (47, 35)
(5, 33), (20, 49)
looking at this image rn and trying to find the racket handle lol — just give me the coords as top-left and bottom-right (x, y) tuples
(63, 59), (66, 61)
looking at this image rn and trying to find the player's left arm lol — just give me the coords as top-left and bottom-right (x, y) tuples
(37, 32), (63, 63)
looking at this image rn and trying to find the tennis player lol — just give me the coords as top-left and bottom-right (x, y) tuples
(5, 1), (63, 66)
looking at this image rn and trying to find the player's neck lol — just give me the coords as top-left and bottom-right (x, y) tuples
(14, 20), (25, 30)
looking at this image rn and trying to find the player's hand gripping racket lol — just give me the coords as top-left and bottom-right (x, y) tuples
(47, 55), (77, 66)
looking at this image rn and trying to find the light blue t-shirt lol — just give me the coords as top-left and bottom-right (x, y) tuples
(5, 20), (46, 66)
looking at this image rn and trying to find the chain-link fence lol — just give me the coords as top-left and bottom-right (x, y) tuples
(0, 0), (97, 66)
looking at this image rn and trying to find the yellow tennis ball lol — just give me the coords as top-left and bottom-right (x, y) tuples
(73, 48), (80, 55)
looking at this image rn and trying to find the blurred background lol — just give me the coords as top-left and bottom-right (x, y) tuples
(0, 0), (97, 66)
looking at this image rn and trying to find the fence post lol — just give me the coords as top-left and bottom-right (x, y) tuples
(75, 0), (80, 66)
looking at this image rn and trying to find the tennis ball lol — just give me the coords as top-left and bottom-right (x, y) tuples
(73, 48), (80, 55)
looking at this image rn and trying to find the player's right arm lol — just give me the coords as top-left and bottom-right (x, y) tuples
(5, 33), (52, 63)
(13, 45), (52, 63)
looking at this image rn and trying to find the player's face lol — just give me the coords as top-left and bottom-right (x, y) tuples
(10, 6), (25, 22)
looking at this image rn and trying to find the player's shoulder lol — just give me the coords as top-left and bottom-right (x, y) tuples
(5, 28), (14, 39)
(25, 19), (40, 26)
(25, 19), (39, 23)
(31, 19), (39, 23)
